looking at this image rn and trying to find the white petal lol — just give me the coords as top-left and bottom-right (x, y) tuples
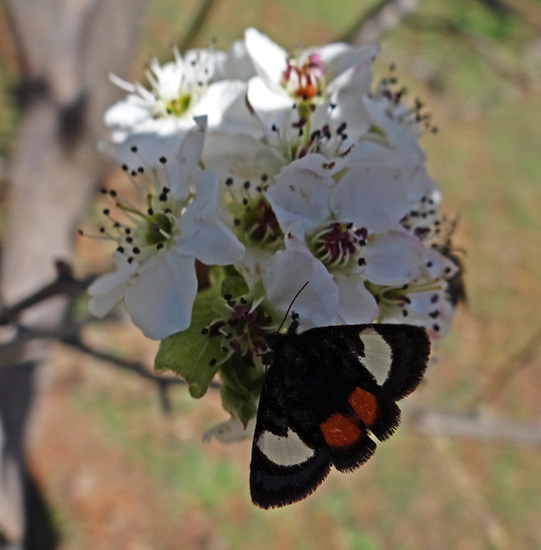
(362, 95), (425, 156)
(202, 417), (255, 444)
(182, 48), (216, 82)
(349, 144), (436, 207)
(88, 254), (137, 317)
(381, 288), (455, 341)
(347, 140), (389, 162)
(246, 75), (293, 112)
(421, 247), (460, 281)
(174, 116), (206, 180)
(123, 117), (191, 139)
(223, 39), (257, 81)
(282, 148), (354, 178)
(334, 273), (379, 324)
(135, 81), (157, 105)
(184, 48), (222, 81)
(235, 245), (275, 289)
(364, 231), (425, 285)
(104, 96), (150, 130)
(108, 123), (204, 202)
(194, 80), (253, 133)
(302, 42), (351, 68)
(327, 89), (371, 142)
(177, 169), (244, 265)
(154, 60), (184, 100)
(323, 43), (379, 92)
(123, 251), (198, 340)
(202, 132), (282, 180)
(265, 169), (333, 233)
(283, 221), (306, 249)
(110, 131), (192, 182)
(109, 72), (136, 93)
(132, 117), (206, 201)
(332, 149), (417, 233)
(244, 28), (288, 93)
(261, 245), (338, 329)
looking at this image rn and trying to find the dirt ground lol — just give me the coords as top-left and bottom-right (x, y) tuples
(26, 330), (238, 550)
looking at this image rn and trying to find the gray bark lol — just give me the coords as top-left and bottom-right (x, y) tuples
(0, 1), (148, 546)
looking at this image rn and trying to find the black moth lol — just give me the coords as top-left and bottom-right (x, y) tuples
(250, 320), (430, 509)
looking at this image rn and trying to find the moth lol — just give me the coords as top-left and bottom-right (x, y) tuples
(250, 320), (430, 509)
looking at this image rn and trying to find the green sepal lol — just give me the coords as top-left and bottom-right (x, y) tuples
(218, 358), (265, 426)
(220, 267), (250, 298)
(154, 283), (223, 398)
(368, 123), (385, 136)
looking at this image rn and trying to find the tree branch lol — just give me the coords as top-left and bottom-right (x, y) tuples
(0, 322), (220, 414)
(405, 14), (531, 88)
(0, 260), (219, 414)
(467, 325), (541, 410)
(0, 260), (94, 326)
(179, 0), (220, 51)
(411, 407), (541, 448)
(338, 0), (420, 45)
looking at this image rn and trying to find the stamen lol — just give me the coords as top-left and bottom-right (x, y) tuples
(116, 202), (152, 222)
(77, 228), (118, 242)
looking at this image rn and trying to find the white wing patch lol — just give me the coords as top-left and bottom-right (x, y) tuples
(257, 428), (314, 466)
(358, 328), (393, 385)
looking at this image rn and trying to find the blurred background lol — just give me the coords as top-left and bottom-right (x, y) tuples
(1, 0), (541, 548)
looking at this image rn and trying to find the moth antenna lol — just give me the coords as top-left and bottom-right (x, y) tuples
(277, 281), (309, 333)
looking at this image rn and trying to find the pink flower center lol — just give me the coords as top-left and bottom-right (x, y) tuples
(202, 295), (274, 367)
(282, 53), (325, 100)
(312, 222), (368, 268)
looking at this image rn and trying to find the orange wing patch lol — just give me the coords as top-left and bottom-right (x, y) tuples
(320, 413), (362, 448)
(320, 388), (380, 448)
(348, 387), (379, 427)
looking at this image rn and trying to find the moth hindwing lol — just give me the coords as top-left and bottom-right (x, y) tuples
(249, 323), (430, 509)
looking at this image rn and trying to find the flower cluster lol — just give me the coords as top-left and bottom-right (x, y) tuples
(86, 28), (461, 431)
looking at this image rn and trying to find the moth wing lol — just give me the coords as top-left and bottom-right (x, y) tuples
(250, 323), (430, 508)
(295, 323), (429, 446)
(249, 355), (332, 509)
(297, 324), (429, 400)
(366, 324), (430, 400)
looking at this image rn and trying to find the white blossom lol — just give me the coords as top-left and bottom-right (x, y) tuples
(105, 47), (249, 142)
(261, 226), (340, 329)
(88, 121), (244, 339)
(244, 27), (378, 111)
(262, 148), (439, 323)
(91, 27), (460, 370)
(373, 247), (460, 339)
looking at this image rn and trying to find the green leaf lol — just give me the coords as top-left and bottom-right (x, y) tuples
(218, 359), (264, 426)
(154, 284), (223, 398)
(220, 267), (249, 297)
